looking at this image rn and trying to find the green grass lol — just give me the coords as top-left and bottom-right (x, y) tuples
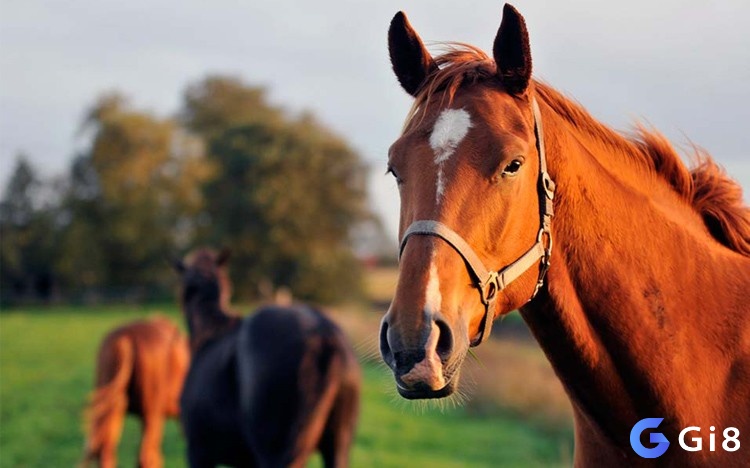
(0, 306), (572, 467)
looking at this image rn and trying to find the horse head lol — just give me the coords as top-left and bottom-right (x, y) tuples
(380, 5), (552, 399)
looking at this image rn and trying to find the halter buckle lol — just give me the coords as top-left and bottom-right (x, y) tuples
(541, 171), (556, 200)
(531, 228), (553, 299)
(480, 271), (499, 306)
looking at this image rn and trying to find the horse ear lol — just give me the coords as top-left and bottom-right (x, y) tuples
(216, 248), (231, 267)
(493, 4), (532, 95)
(389, 11), (438, 97)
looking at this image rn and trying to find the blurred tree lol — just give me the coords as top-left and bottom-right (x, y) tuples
(0, 155), (60, 303)
(3, 78), (376, 305)
(181, 76), (372, 302)
(181, 75), (284, 140)
(56, 93), (213, 297)
(1, 155), (37, 225)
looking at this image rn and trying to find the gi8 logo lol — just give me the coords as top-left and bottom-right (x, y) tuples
(630, 418), (741, 458)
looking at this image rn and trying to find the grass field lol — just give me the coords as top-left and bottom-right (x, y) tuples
(0, 301), (573, 467)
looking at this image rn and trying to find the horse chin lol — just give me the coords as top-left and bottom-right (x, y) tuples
(396, 376), (458, 400)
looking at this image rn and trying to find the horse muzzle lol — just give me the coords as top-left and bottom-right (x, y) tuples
(380, 313), (464, 399)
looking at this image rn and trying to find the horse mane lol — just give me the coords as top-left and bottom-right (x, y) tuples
(407, 44), (750, 256)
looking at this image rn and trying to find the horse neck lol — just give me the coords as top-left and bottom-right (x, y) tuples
(184, 295), (238, 351)
(521, 104), (750, 444)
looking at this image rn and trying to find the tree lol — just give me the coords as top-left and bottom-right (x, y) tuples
(3, 78), (376, 305)
(56, 93), (213, 296)
(181, 75), (283, 140)
(0, 155), (60, 303)
(181, 76), (372, 302)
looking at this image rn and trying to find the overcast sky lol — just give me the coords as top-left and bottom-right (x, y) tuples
(2, 0), (748, 239)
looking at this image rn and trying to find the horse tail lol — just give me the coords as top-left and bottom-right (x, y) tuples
(291, 320), (361, 468)
(321, 331), (361, 468)
(81, 335), (134, 467)
(236, 306), (352, 466)
(690, 156), (750, 256)
(293, 346), (345, 456)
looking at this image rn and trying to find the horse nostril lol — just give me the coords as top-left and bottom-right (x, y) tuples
(379, 319), (393, 364)
(435, 318), (453, 359)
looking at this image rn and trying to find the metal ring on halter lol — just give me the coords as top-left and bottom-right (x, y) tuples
(537, 227), (551, 248)
(530, 229), (553, 298)
(538, 229), (552, 267)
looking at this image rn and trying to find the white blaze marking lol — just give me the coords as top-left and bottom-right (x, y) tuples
(429, 108), (472, 203)
(424, 259), (441, 315)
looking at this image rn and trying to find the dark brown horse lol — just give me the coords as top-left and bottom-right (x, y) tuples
(82, 317), (190, 468)
(381, 4), (750, 466)
(175, 248), (360, 468)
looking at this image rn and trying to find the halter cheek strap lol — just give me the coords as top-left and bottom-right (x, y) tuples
(398, 97), (555, 347)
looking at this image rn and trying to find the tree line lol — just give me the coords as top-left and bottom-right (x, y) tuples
(1, 76), (383, 306)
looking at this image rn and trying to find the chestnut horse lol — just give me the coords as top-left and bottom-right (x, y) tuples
(175, 248), (360, 468)
(82, 317), (190, 468)
(381, 4), (750, 466)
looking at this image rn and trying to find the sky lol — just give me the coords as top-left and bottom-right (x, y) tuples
(1, 0), (748, 240)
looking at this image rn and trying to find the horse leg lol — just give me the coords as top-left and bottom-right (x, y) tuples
(318, 380), (360, 468)
(138, 412), (165, 468)
(97, 409), (126, 468)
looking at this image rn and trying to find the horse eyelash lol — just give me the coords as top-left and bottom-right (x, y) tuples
(386, 165), (403, 184)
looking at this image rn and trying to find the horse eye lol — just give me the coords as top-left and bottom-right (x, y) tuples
(386, 165), (403, 184)
(502, 159), (523, 176)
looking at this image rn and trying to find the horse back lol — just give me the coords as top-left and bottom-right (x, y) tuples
(97, 317), (185, 415)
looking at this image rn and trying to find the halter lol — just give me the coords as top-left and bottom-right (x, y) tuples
(398, 97), (556, 347)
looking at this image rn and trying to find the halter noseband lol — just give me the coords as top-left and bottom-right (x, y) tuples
(398, 97), (556, 347)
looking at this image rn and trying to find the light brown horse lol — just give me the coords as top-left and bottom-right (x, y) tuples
(381, 4), (750, 466)
(82, 317), (190, 468)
